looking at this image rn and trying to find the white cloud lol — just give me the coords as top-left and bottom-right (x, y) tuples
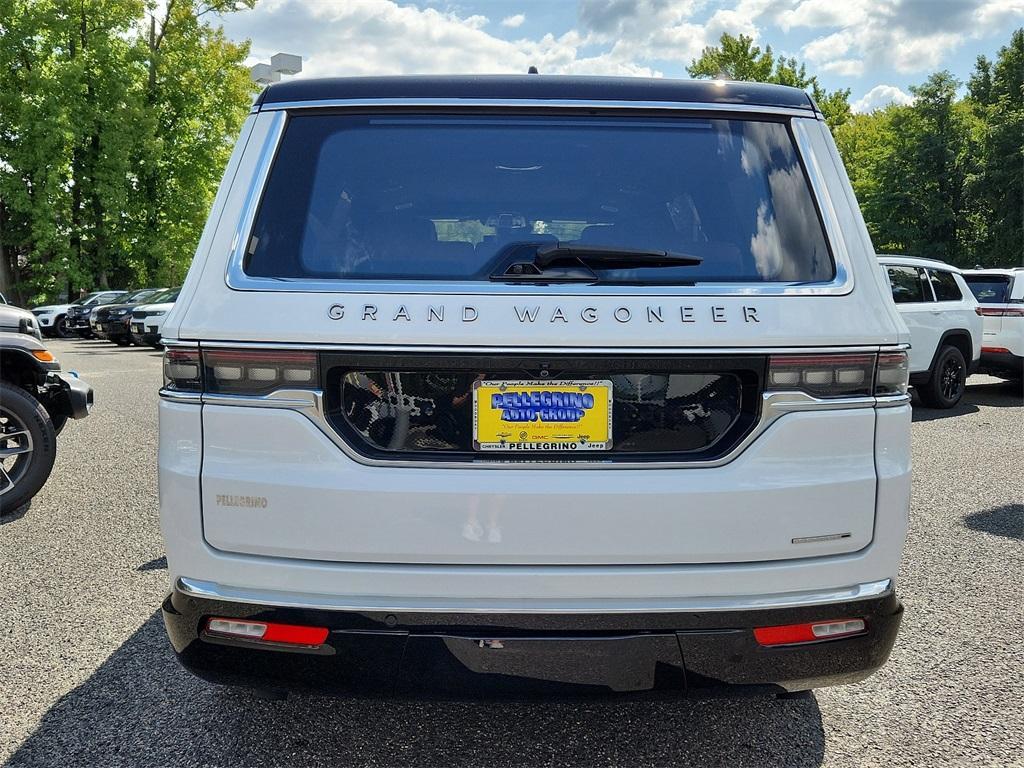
(230, 0), (661, 78)
(705, 8), (760, 41)
(974, 0), (1024, 32)
(852, 84), (914, 113)
(224, 0), (1024, 89)
(797, 1), (1024, 78)
(462, 14), (489, 30)
(820, 58), (864, 76)
(777, 0), (871, 32)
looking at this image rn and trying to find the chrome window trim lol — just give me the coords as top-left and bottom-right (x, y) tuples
(182, 340), (908, 354)
(256, 97), (819, 118)
(223, 109), (854, 297)
(175, 576), (892, 614)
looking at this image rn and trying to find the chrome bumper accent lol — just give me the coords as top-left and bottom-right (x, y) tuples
(159, 385), (902, 469)
(175, 576), (893, 615)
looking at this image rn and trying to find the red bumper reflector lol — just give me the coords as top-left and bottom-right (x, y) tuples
(754, 618), (866, 646)
(206, 617), (329, 646)
(982, 346), (1011, 354)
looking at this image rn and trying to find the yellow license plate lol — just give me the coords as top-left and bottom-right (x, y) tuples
(472, 380), (613, 451)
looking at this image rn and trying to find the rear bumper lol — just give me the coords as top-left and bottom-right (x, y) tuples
(162, 583), (902, 697)
(130, 324), (162, 345)
(95, 319), (130, 337)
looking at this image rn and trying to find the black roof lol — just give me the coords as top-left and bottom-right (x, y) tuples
(255, 75), (817, 112)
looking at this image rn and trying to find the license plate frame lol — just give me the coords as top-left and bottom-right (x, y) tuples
(472, 379), (613, 452)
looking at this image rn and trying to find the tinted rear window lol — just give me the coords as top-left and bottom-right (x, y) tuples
(245, 114), (834, 285)
(966, 276), (1012, 303)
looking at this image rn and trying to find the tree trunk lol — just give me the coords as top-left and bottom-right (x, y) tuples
(0, 199), (14, 303)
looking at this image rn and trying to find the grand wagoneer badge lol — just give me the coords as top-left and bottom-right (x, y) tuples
(472, 379), (613, 451)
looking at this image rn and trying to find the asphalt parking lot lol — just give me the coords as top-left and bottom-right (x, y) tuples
(1, 338), (1022, 767)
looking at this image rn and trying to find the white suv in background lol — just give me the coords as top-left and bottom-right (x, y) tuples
(962, 268), (1024, 381)
(130, 288), (180, 348)
(879, 256), (982, 408)
(158, 76), (911, 699)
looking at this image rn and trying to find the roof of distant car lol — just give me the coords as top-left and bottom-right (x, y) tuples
(961, 267), (1024, 276)
(254, 75), (819, 113)
(877, 254), (962, 272)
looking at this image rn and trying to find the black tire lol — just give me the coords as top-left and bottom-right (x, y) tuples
(0, 382), (58, 514)
(53, 314), (71, 338)
(918, 345), (967, 409)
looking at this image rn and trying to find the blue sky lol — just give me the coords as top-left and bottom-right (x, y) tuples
(220, 0), (1024, 112)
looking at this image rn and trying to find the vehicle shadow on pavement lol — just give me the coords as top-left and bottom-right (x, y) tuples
(964, 504), (1023, 542)
(0, 501), (30, 524)
(5, 613), (826, 768)
(911, 379), (1022, 422)
(910, 399), (979, 422)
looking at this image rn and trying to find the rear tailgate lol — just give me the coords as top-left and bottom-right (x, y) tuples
(200, 402), (877, 565)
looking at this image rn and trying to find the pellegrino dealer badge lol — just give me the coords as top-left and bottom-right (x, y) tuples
(472, 379), (613, 451)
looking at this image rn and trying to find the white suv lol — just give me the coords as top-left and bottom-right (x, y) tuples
(158, 76), (911, 698)
(962, 268), (1024, 381)
(878, 256), (982, 408)
(130, 288), (180, 348)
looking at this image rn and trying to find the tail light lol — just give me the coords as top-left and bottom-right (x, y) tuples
(767, 351), (908, 398)
(163, 348), (202, 391)
(754, 618), (866, 646)
(874, 351), (910, 395)
(203, 349), (318, 394)
(162, 347), (319, 395)
(978, 306), (1024, 317)
(205, 618), (329, 647)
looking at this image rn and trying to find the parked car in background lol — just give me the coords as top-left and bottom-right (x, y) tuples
(160, 76), (911, 699)
(66, 290), (129, 338)
(879, 255), (982, 408)
(130, 288), (180, 348)
(0, 332), (93, 512)
(0, 302), (43, 340)
(30, 292), (102, 337)
(962, 267), (1024, 381)
(91, 288), (166, 345)
(32, 290), (125, 338)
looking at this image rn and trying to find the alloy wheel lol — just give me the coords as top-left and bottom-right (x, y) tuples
(940, 356), (965, 402)
(0, 407), (34, 498)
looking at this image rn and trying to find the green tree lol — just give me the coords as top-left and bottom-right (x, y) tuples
(688, 33), (851, 129)
(834, 71), (986, 265)
(969, 30), (1024, 266)
(833, 109), (899, 248)
(0, 0), (254, 305)
(135, 0), (255, 286)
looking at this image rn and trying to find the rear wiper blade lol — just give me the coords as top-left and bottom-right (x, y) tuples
(534, 243), (703, 269)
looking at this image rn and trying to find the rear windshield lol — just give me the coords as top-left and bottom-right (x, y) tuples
(245, 114), (834, 285)
(965, 275), (1012, 303)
